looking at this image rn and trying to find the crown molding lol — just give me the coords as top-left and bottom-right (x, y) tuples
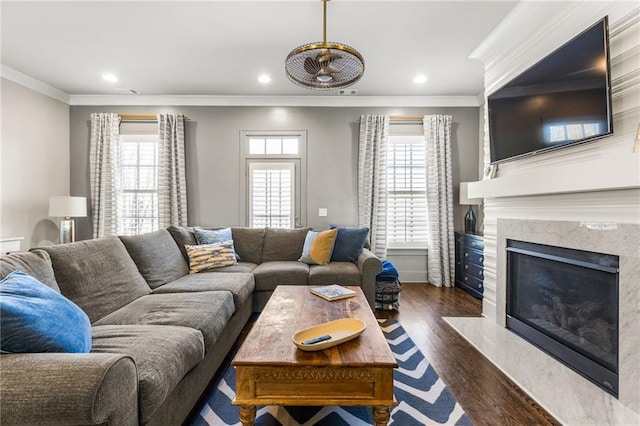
(68, 94), (481, 107)
(2, 63), (481, 108)
(1, 65), (70, 104)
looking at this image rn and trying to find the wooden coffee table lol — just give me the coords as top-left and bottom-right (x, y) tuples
(232, 285), (397, 425)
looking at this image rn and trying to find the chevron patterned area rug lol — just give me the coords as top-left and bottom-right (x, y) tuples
(190, 320), (471, 426)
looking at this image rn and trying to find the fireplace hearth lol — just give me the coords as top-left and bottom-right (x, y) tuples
(506, 239), (619, 396)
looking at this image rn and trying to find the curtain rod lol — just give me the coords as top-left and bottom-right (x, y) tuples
(389, 115), (424, 121)
(118, 113), (189, 121)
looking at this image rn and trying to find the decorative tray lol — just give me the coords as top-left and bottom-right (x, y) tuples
(292, 318), (367, 351)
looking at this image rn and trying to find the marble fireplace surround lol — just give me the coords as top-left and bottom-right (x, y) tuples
(446, 219), (640, 425)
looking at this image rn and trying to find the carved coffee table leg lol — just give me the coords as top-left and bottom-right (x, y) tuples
(238, 405), (256, 426)
(373, 406), (391, 425)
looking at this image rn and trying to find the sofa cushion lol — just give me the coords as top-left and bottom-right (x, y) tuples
(252, 261), (309, 292)
(91, 324), (204, 423)
(119, 229), (189, 289)
(167, 225), (198, 262)
(185, 241), (238, 273)
(1, 250), (60, 291)
(152, 272), (254, 311)
(1, 270), (92, 353)
(211, 262), (257, 273)
(38, 237), (151, 323)
(262, 227), (311, 262)
(230, 227), (265, 264)
(93, 291), (235, 347)
(330, 226), (370, 263)
(298, 229), (338, 265)
(308, 262), (362, 286)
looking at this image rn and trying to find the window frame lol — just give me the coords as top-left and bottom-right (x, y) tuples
(240, 130), (307, 228)
(116, 133), (159, 236)
(386, 123), (429, 250)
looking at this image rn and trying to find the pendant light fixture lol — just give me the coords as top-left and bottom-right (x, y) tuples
(285, 0), (364, 90)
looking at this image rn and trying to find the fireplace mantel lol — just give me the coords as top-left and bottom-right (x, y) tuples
(467, 152), (640, 199)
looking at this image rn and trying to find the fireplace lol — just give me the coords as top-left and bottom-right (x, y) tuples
(506, 239), (619, 396)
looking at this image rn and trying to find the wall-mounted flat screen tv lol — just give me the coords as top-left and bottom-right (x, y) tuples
(488, 17), (612, 164)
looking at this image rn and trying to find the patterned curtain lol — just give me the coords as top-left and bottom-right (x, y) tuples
(357, 115), (389, 259)
(424, 115), (454, 286)
(157, 114), (188, 228)
(89, 113), (121, 238)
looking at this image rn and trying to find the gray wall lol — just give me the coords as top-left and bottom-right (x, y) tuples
(1, 78), (70, 250)
(69, 105), (480, 242)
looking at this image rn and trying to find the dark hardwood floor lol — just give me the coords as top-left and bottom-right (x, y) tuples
(377, 283), (560, 426)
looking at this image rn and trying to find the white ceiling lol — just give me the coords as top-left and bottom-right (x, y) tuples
(1, 1), (519, 100)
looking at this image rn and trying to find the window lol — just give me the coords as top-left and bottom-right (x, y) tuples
(117, 134), (159, 235)
(240, 131), (307, 228)
(249, 162), (294, 228)
(386, 131), (428, 248)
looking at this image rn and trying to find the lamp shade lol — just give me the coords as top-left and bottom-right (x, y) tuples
(49, 196), (87, 218)
(459, 182), (482, 206)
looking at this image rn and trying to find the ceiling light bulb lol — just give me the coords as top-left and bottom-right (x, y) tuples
(102, 73), (118, 82)
(316, 74), (333, 83)
(413, 74), (427, 84)
(258, 75), (271, 84)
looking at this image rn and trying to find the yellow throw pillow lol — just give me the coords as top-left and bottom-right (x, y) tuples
(185, 240), (237, 273)
(298, 229), (338, 265)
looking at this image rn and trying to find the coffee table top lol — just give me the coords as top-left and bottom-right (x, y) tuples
(233, 285), (397, 368)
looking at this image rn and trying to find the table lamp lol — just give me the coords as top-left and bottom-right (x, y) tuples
(459, 182), (482, 234)
(49, 196), (87, 244)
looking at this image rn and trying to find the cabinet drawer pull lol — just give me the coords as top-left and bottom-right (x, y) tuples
(479, 271), (483, 276)
(464, 277), (468, 282)
(479, 256), (483, 262)
(464, 253), (469, 257)
(464, 265), (469, 270)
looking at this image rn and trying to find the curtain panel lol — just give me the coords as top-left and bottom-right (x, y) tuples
(357, 115), (390, 259)
(424, 114), (454, 286)
(89, 113), (120, 238)
(157, 114), (188, 228)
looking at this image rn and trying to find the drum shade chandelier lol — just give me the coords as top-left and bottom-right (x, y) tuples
(285, 0), (364, 90)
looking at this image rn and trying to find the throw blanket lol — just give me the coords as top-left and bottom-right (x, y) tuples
(377, 260), (399, 282)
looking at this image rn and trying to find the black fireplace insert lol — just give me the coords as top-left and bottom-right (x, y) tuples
(506, 239), (619, 396)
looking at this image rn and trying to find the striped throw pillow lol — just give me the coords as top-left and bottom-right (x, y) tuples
(185, 240), (238, 274)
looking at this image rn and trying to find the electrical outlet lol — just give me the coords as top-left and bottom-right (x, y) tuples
(318, 208), (328, 217)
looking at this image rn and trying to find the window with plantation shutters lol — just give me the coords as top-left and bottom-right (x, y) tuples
(240, 131), (307, 229)
(387, 134), (429, 248)
(249, 162), (295, 228)
(117, 134), (159, 235)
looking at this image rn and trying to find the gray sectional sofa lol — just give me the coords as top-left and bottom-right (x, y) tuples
(0, 225), (382, 425)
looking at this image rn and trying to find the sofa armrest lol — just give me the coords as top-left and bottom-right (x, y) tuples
(1, 353), (138, 426)
(357, 248), (383, 309)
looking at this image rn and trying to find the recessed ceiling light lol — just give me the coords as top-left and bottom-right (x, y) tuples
(102, 73), (118, 83)
(258, 74), (271, 84)
(413, 74), (428, 84)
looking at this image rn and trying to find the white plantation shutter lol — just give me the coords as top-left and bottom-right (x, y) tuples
(117, 134), (159, 235)
(249, 162), (295, 228)
(387, 135), (428, 247)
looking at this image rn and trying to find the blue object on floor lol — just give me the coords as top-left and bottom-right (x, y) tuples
(377, 260), (399, 282)
(376, 260), (401, 310)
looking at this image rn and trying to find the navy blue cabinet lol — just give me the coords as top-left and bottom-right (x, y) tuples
(454, 232), (484, 299)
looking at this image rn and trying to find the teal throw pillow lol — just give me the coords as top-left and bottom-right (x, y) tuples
(0, 270), (92, 353)
(329, 225), (370, 263)
(194, 228), (240, 260)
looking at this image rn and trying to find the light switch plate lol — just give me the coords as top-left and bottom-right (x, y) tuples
(318, 208), (328, 217)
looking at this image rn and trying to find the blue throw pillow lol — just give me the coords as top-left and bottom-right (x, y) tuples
(0, 270), (92, 353)
(329, 225), (370, 263)
(194, 228), (240, 260)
